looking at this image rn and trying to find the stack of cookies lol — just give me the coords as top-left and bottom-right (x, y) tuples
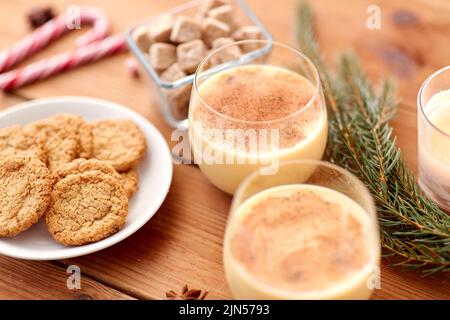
(0, 114), (147, 246)
(131, 0), (264, 119)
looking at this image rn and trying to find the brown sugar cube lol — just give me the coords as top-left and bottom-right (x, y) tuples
(210, 37), (242, 66)
(207, 5), (234, 29)
(160, 63), (191, 119)
(202, 17), (230, 47)
(165, 84), (192, 119)
(170, 15), (202, 43)
(149, 14), (174, 43)
(160, 63), (186, 82)
(177, 40), (207, 74)
(232, 26), (264, 52)
(232, 25), (263, 41)
(149, 43), (177, 71)
(132, 26), (152, 52)
(160, 64), (191, 119)
(199, 0), (229, 16)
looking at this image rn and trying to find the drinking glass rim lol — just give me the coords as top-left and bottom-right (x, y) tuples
(232, 159), (377, 221)
(418, 65), (450, 138)
(193, 40), (322, 125)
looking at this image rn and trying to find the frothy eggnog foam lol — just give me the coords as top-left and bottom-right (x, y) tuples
(193, 64), (323, 149)
(224, 184), (377, 299)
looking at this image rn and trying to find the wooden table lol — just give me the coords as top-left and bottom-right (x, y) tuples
(0, 0), (449, 300)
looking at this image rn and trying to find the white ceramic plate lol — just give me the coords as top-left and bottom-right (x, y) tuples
(0, 96), (173, 260)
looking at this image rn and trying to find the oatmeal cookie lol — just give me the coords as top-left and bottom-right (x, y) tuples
(119, 168), (139, 199)
(52, 158), (120, 183)
(52, 114), (93, 159)
(0, 155), (52, 237)
(26, 118), (79, 171)
(90, 119), (147, 172)
(45, 171), (128, 246)
(0, 125), (47, 163)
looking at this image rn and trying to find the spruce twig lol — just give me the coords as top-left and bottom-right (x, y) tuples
(296, 1), (450, 274)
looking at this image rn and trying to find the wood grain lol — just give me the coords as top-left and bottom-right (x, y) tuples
(0, 0), (449, 300)
(0, 256), (134, 299)
(0, 94), (27, 110)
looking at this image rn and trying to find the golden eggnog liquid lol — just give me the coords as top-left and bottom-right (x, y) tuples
(223, 184), (380, 299)
(189, 65), (327, 194)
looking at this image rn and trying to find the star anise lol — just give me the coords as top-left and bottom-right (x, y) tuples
(165, 284), (208, 300)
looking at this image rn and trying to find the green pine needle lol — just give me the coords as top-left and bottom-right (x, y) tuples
(296, 1), (450, 274)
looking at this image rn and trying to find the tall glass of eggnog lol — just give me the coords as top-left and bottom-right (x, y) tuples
(418, 66), (450, 211)
(224, 160), (380, 300)
(189, 40), (327, 194)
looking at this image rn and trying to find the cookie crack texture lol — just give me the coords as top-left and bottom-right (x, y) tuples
(0, 155), (52, 237)
(52, 158), (121, 184)
(45, 171), (128, 246)
(0, 125), (47, 163)
(24, 114), (94, 172)
(51, 114), (93, 159)
(90, 119), (147, 172)
(25, 119), (78, 172)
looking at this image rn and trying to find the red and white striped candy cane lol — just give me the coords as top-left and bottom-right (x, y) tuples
(0, 7), (110, 74)
(0, 6), (128, 91)
(0, 34), (127, 91)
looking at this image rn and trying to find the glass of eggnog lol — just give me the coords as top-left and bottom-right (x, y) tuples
(189, 40), (327, 194)
(224, 160), (381, 300)
(418, 66), (450, 211)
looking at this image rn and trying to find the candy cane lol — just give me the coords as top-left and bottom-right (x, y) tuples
(0, 6), (127, 91)
(0, 7), (110, 74)
(0, 34), (127, 91)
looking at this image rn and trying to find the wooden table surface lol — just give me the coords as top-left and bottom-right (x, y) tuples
(0, 0), (449, 300)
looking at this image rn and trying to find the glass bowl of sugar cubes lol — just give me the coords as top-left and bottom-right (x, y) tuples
(126, 0), (273, 130)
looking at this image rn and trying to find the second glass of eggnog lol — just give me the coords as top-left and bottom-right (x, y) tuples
(418, 66), (450, 211)
(189, 40), (327, 194)
(224, 160), (381, 300)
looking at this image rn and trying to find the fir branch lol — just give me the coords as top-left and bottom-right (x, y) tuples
(296, 1), (450, 274)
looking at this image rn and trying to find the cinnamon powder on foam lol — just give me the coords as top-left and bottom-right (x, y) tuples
(193, 65), (323, 149)
(230, 190), (370, 292)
